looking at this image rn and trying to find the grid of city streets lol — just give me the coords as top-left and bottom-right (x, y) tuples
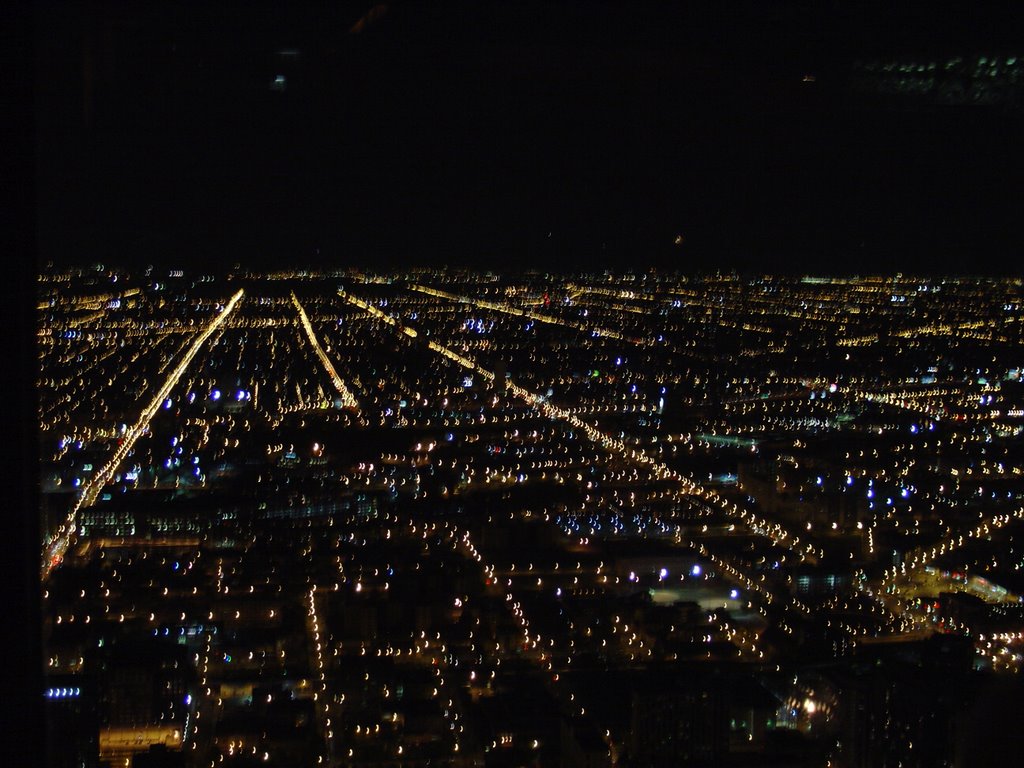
(40, 267), (1024, 768)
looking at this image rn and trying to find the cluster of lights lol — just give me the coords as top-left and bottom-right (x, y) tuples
(44, 687), (81, 698)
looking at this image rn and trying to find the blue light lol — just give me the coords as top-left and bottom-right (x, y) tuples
(211, 389), (221, 401)
(815, 476), (823, 486)
(730, 589), (739, 599)
(659, 568), (669, 580)
(846, 476), (853, 486)
(45, 687), (80, 699)
(163, 398), (173, 409)
(866, 489), (874, 499)
(185, 694), (192, 706)
(691, 564), (702, 577)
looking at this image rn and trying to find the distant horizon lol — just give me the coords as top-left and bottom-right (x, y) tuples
(34, 1), (1024, 278)
(38, 261), (1024, 279)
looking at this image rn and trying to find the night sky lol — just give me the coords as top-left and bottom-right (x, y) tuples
(33, 1), (1024, 274)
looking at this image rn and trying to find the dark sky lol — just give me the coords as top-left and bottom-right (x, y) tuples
(33, 1), (1024, 274)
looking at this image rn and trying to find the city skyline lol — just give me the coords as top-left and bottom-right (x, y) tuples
(35, 266), (1024, 766)
(23, 2), (1024, 766)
